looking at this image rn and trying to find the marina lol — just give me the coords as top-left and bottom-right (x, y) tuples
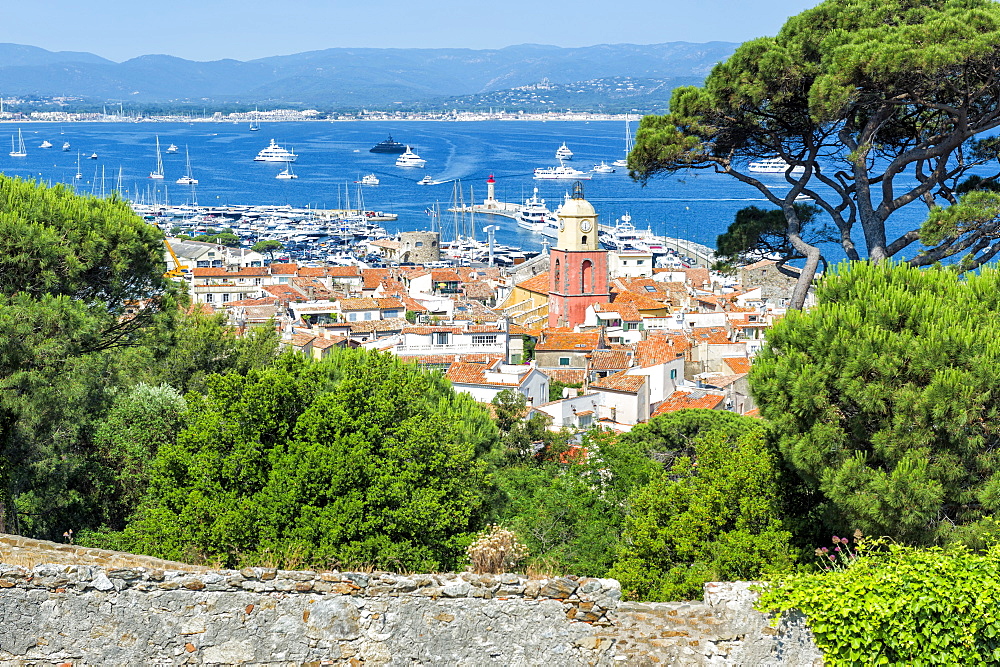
(0, 120), (936, 266)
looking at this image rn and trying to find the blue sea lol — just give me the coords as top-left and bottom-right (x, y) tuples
(0, 120), (947, 261)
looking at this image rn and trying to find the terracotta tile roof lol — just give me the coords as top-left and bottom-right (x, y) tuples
(296, 267), (326, 277)
(431, 269), (464, 283)
(689, 327), (733, 345)
(651, 390), (725, 417)
(375, 297), (405, 310)
(682, 268), (711, 288)
(221, 296), (279, 308)
(192, 267), (232, 277)
(744, 408), (762, 418)
(401, 295), (428, 312)
(338, 297), (380, 311)
(262, 284), (307, 304)
(635, 332), (690, 367)
(452, 300), (502, 322)
(594, 302), (642, 322)
(371, 239), (402, 250)
(536, 331), (600, 352)
(269, 263), (299, 275)
(591, 370), (646, 393)
(362, 269), (391, 289)
(589, 349), (632, 371)
(741, 259), (779, 271)
(701, 374), (743, 389)
(289, 333), (315, 348)
(537, 368), (587, 385)
(312, 336), (347, 350)
(446, 362), (512, 387)
(349, 317), (409, 334)
(612, 290), (670, 311)
(463, 280), (497, 300)
(515, 271), (550, 294)
(326, 266), (362, 278)
(398, 353), (505, 366)
(723, 357), (752, 375)
(402, 325), (464, 335)
(466, 324), (504, 333)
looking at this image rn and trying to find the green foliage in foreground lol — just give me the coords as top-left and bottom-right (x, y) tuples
(108, 350), (499, 571)
(609, 410), (792, 601)
(493, 428), (659, 576)
(752, 262), (1000, 545)
(757, 542), (1000, 665)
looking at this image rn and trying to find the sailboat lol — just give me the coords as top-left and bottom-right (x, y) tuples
(62, 141), (71, 151)
(74, 152), (83, 180)
(149, 136), (165, 179)
(250, 107), (260, 131)
(176, 146), (198, 185)
(612, 114), (634, 168)
(276, 162), (297, 179)
(9, 129), (26, 157)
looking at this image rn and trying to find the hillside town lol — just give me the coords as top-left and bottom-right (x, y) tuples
(166, 184), (808, 433)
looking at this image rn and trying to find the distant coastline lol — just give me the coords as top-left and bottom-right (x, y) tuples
(0, 109), (635, 124)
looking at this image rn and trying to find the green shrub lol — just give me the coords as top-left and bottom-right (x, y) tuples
(757, 541), (1000, 664)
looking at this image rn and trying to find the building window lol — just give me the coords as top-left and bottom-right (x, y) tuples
(637, 260), (645, 265)
(415, 241), (423, 247)
(559, 357), (570, 366)
(364, 312), (372, 320)
(553, 258), (561, 292)
(204, 293), (214, 303)
(581, 235), (587, 246)
(349, 313), (357, 321)
(472, 334), (498, 346)
(221, 293), (230, 303)
(581, 259), (593, 294)
(670, 369), (678, 380)
(254, 278), (262, 285)
(434, 332), (450, 345)
(196, 260), (209, 268)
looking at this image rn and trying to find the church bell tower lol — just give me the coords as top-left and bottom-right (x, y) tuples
(547, 182), (610, 328)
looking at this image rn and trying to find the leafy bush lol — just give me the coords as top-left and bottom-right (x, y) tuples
(609, 411), (793, 601)
(757, 541), (1000, 665)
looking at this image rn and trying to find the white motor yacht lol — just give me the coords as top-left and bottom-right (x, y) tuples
(591, 162), (615, 174)
(360, 173), (380, 186)
(39, 140), (53, 149)
(395, 146), (426, 167)
(166, 144), (179, 153)
(516, 188), (556, 233)
(255, 139), (298, 162)
(418, 175), (434, 185)
(747, 157), (805, 174)
(533, 161), (591, 180)
(555, 142), (574, 160)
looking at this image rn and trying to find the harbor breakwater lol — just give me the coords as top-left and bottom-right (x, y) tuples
(0, 535), (822, 665)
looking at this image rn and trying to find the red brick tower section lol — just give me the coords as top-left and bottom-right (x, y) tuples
(548, 182), (610, 328)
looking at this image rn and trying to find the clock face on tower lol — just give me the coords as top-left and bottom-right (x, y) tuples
(580, 220), (593, 233)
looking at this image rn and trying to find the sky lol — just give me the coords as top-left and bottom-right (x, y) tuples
(1, 1), (819, 63)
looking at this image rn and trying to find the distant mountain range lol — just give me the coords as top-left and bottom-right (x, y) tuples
(0, 42), (739, 111)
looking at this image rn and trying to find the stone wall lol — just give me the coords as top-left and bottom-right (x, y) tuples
(0, 559), (823, 665)
(0, 533), (207, 572)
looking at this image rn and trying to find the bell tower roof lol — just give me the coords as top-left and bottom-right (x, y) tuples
(556, 181), (599, 251)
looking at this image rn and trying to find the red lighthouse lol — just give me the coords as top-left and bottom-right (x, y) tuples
(547, 182), (610, 328)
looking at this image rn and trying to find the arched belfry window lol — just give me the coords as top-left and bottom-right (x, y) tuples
(581, 235), (588, 246)
(553, 258), (561, 291)
(582, 259), (593, 294)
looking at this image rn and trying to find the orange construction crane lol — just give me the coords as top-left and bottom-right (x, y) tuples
(163, 238), (185, 279)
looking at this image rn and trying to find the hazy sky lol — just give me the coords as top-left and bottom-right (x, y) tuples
(3, 1), (819, 63)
